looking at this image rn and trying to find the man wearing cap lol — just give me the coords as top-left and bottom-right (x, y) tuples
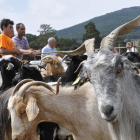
(126, 42), (132, 52)
(126, 42), (138, 53)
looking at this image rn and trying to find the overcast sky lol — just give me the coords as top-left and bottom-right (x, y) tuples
(0, 0), (140, 35)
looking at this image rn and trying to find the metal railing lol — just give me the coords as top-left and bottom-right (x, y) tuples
(115, 46), (140, 54)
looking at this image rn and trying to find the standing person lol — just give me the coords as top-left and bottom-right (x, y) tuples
(0, 19), (36, 59)
(12, 23), (39, 60)
(41, 37), (63, 58)
(0, 19), (21, 57)
(126, 42), (132, 52)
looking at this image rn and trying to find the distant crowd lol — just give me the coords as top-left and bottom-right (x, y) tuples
(0, 18), (64, 61)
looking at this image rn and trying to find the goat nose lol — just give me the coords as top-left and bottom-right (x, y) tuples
(102, 105), (114, 117)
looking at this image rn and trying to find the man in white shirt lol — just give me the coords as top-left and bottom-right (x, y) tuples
(131, 46), (138, 53)
(126, 42), (138, 53)
(41, 37), (63, 58)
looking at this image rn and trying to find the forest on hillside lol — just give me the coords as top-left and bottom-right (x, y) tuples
(56, 6), (140, 41)
(25, 21), (130, 53)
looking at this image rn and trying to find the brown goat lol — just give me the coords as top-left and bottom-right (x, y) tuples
(41, 55), (65, 76)
(8, 80), (112, 140)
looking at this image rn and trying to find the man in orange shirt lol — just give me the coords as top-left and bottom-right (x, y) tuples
(0, 19), (35, 57)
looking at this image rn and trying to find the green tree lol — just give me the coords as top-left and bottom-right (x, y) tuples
(115, 36), (125, 46)
(138, 40), (140, 46)
(101, 34), (107, 39)
(38, 24), (56, 45)
(24, 33), (47, 50)
(125, 37), (131, 43)
(55, 36), (79, 51)
(25, 34), (38, 42)
(82, 21), (101, 48)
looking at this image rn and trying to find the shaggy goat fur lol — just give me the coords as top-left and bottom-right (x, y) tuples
(82, 49), (140, 140)
(0, 88), (13, 140)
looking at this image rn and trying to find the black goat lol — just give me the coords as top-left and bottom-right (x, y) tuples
(0, 56), (22, 139)
(12, 63), (43, 85)
(124, 52), (140, 63)
(0, 56), (22, 93)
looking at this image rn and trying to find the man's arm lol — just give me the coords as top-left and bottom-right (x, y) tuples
(56, 53), (63, 58)
(0, 47), (20, 55)
(25, 46), (41, 54)
(25, 46), (30, 50)
(16, 45), (36, 57)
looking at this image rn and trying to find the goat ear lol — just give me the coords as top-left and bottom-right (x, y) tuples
(16, 100), (26, 118)
(73, 67), (90, 89)
(122, 57), (139, 74)
(6, 62), (14, 70)
(26, 97), (39, 122)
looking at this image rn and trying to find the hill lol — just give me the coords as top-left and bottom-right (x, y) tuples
(56, 6), (140, 41)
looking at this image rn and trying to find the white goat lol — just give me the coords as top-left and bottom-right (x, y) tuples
(8, 80), (111, 140)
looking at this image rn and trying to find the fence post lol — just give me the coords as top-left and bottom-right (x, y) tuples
(119, 44), (120, 55)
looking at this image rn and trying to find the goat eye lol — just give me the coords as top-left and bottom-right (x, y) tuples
(117, 68), (121, 73)
(21, 110), (26, 114)
(117, 63), (122, 73)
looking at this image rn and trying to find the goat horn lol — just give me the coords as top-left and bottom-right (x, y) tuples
(40, 55), (54, 64)
(13, 80), (58, 97)
(56, 38), (95, 55)
(13, 79), (34, 96)
(41, 59), (53, 63)
(41, 55), (55, 60)
(74, 60), (87, 73)
(100, 15), (140, 51)
(62, 55), (68, 61)
(56, 77), (61, 94)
